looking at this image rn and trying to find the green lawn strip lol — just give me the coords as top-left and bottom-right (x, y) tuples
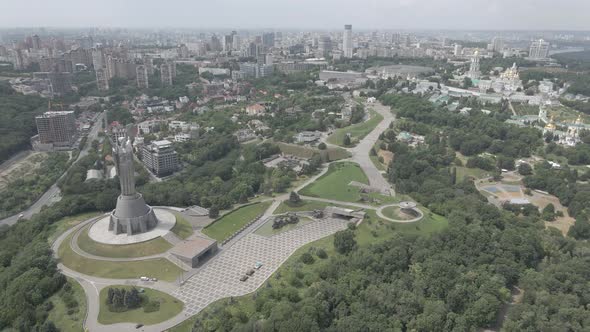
(254, 216), (315, 236)
(98, 285), (183, 325)
(362, 209), (448, 240)
(202, 201), (272, 242)
(47, 211), (103, 244)
(299, 162), (368, 202)
(327, 110), (383, 146)
(170, 202), (448, 331)
(274, 200), (359, 214)
(171, 213), (194, 239)
(59, 233), (184, 282)
(46, 277), (87, 332)
(77, 225), (172, 258)
(455, 166), (491, 181)
(276, 142), (351, 162)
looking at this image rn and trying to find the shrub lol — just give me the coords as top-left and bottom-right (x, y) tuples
(143, 300), (160, 313)
(300, 252), (315, 265)
(316, 248), (328, 259)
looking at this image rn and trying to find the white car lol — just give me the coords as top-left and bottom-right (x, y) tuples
(140, 276), (149, 281)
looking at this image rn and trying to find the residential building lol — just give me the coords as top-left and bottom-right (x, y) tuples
(161, 62), (173, 86)
(245, 103), (266, 116)
(136, 64), (149, 89)
(141, 140), (179, 177)
(529, 39), (550, 59)
(95, 68), (109, 91)
(35, 111), (76, 147)
(343, 24), (353, 58)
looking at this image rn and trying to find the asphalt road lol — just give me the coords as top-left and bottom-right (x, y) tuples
(0, 111), (105, 227)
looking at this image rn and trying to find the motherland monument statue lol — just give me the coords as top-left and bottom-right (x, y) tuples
(109, 126), (158, 235)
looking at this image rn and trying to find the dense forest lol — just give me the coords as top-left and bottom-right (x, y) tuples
(0, 82), (47, 163)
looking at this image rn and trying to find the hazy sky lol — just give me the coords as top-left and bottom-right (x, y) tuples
(1, 0), (589, 30)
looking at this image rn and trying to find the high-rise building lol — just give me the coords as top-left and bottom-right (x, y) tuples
(248, 42), (261, 58)
(343, 25), (353, 58)
(454, 44), (463, 56)
(91, 48), (104, 69)
(136, 65), (149, 89)
(32, 34), (41, 50)
(223, 34), (233, 53)
(160, 62), (173, 86)
(317, 36), (332, 58)
(48, 70), (73, 96)
(35, 111), (76, 147)
(141, 140), (179, 177)
(262, 32), (275, 48)
(491, 37), (505, 53)
(177, 44), (189, 58)
(95, 68), (109, 91)
(529, 39), (550, 59)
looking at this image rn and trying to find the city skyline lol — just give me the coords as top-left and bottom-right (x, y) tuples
(2, 0), (590, 30)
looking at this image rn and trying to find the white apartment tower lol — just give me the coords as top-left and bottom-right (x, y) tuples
(529, 39), (550, 59)
(343, 24), (353, 58)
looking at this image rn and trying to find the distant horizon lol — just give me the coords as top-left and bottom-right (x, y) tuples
(1, 0), (589, 31)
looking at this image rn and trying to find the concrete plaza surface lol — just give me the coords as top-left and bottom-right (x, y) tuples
(88, 208), (176, 245)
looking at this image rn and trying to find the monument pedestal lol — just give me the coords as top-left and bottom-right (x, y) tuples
(109, 193), (158, 235)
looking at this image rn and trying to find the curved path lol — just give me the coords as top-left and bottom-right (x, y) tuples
(376, 204), (424, 223)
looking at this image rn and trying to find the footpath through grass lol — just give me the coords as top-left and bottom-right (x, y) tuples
(77, 225), (172, 258)
(276, 142), (351, 162)
(46, 277), (87, 332)
(59, 233), (184, 282)
(300, 162), (368, 202)
(327, 110), (383, 146)
(98, 285), (183, 325)
(202, 201), (272, 242)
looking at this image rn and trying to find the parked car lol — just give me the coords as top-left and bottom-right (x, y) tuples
(246, 269), (255, 276)
(150, 278), (158, 282)
(139, 276), (149, 281)
(135, 323), (144, 329)
(240, 275), (249, 282)
(254, 262), (263, 269)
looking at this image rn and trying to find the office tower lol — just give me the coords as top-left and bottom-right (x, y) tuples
(343, 24), (353, 58)
(35, 111), (76, 147)
(141, 140), (179, 177)
(262, 32), (275, 48)
(210, 35), (222, 52)
(136, 65), (149, 89)
(491, 37), (505, 52)
(317, 36), (332, 58)
(160, 62), (173, 86)
(232, 35), (241, 51)
(96, 68), (110, 91)
(248, 42), (261, 58)
(529, 39), (550, 59)
(454, 44), (463, 56)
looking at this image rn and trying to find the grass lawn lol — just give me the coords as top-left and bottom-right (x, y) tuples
(300, 162), (368, 202)
(327, 110), (383, 146)
(77, 225), (172, 258)
(171, 214), (194, 239)
(202, 202), (272, 242)
(358, 209), (448, 244)
(456, 166), (491, 181)
(47, 211), (103, 244)
(98, 285), (183, 325)
(46, 277), (87, 332)
(59, 233), (184, 282)
(276, 142), (351, 162)
(254, 216), (315, 236)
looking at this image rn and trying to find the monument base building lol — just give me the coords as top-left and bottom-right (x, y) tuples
(109, 193), (158, 235)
